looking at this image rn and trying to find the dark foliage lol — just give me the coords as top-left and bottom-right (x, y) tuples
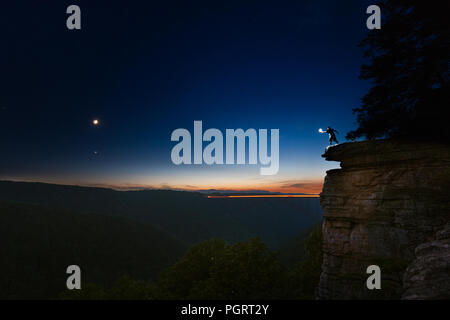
(153, 225), (323, 300)
(347, 0), (450, 141)
(286, 224), (323, 299)
(0, 201), (185, 299)
(155, 238), (290, 300)
(62, 226), (323, 300)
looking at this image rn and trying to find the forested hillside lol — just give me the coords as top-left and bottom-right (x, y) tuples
(0, 181), (322, 246)
(0, 201), (185, 299)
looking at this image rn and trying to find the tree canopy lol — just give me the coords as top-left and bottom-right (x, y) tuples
(347, 0), (449, 141)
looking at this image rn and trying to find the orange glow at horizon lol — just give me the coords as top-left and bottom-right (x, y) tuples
(171, 182), (323, 195)
(207, 194), (319, 198)
(2, 176), (324, 194)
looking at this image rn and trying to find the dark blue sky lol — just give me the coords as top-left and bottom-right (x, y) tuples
(0, 0), (373, 192)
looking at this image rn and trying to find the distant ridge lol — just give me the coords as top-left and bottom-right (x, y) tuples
(197, 189), (318, 196)
(0, 180), (322, 247)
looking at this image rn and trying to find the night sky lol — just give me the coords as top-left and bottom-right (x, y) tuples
(1, 0), (373, 193)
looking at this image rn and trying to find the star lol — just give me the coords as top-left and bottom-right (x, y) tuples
(93, 119), (99, 126)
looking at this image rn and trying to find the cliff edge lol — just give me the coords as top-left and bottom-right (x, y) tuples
(318, 139), (450, 299)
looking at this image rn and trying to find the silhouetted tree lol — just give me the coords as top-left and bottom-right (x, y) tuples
(347, 0), (449, 141)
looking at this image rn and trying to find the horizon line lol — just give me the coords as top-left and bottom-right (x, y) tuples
(207, 194), (319, 198)
(0, 179), (322, 196)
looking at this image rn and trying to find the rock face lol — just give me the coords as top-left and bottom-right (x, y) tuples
(318, 140), (450, 299)
(402, 224), (450, 299)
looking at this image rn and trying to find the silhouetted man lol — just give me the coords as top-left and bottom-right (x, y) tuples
(325, 126), (339, 145)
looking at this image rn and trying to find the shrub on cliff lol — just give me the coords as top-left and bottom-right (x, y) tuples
(347, 0), (449, 142)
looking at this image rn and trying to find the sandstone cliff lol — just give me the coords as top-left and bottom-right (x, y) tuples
(318, 139), (450, 299)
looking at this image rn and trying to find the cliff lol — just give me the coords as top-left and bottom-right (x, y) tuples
(318, 139), (450, 299)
